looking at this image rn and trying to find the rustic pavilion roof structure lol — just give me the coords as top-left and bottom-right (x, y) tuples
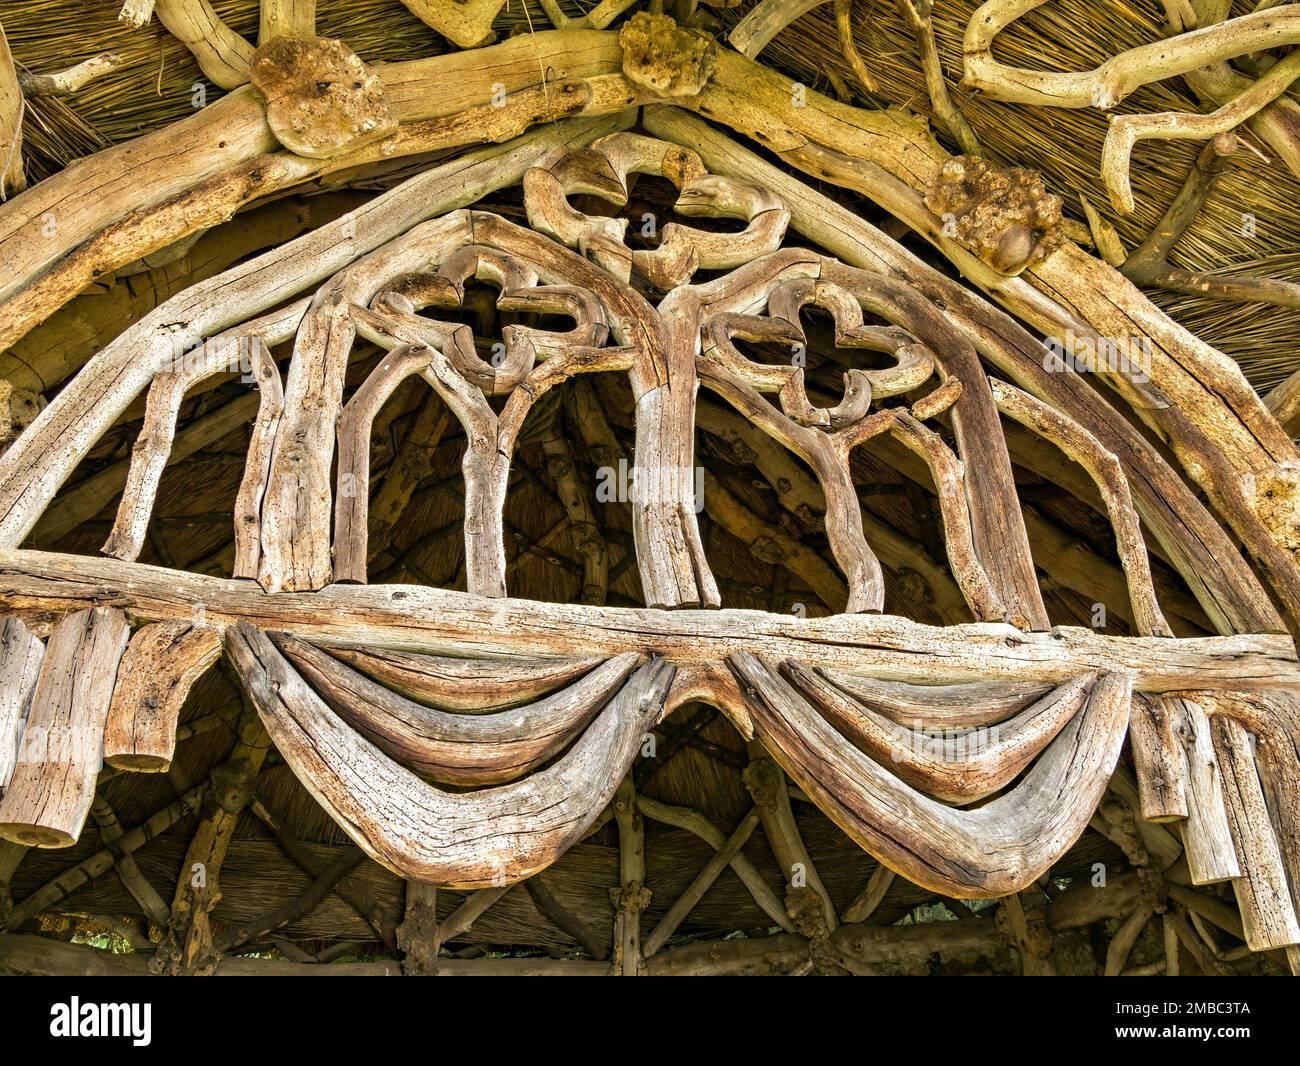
(0, 0), (1298, 977)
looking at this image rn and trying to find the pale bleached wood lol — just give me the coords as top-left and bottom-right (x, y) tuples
(1, 549), (1296, 694)
(0, 607), (130, 848)
(101, 333), (254, 562)
(154, 0), (257, 89)
(727, 0), (829, 58)
(729, 653), (1132, 897)
(278, 634), (641, 785)
(1173, 697), (1241, 884)
(321, 645), (606, 713)
(398, 0), (508, 48)
(0, 617), (42, 798)
(787, 664), (1093, 803)
(0, 22), (24, 200)
(258, 0), (315, 42)
(887, 410), (1007, 623)
(990, 378), (1171, 638)
(332, 344), (435, 584)
(226, 621), (674, 886)
(1129, 695), (1190, 822)
(232, 337), (285, 579)
(0, 116), (632, 554)
(103, 622), (221, 772)
(642, 107), (1286, 640)
(1211, 715), (1300, 950)
(815, 670), (1052, 729)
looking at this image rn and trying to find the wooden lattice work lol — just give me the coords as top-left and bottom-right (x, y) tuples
(0, 1), (1297, 977)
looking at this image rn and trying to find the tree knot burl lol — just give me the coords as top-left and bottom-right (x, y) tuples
(609, 881), (653, 914)
(924, 156), (1065, 275)
(249, 36), (396, 159)
(786, 884), (831, 939)
(619, 12), (717, 98)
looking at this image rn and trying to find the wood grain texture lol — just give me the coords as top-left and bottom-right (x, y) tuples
(0, 616), (42, 798)
(277, 633), (642, 785)
(0, 607), (129, 847)
(729, 652), (1131, 897)
(226, 621), (674, 887)
(103, 621), (221, 772)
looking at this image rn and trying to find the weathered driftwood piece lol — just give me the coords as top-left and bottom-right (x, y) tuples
(962, 0), (1300, 108)
(258, 0), (315, 43)
(0, 608), (129, 847)
(989, 378), (1170, 637)
(0, 115), (634, 556)
(644, 79), (1300, 637)
(841, 864), (895, 924)
(729, 653), (1131, 897)
(232, 337), (285, 579)
(332, 344), (435, 583)
(4, 785), (204, 931)
(746, 745), (839, 937)
(151, 705), (271, 975)
(885, 411), (1006, 622)
(398, 0), (508, 48)
(728, 0), (829, 59)
(227, 622), (674, 887)
(0, 23), (25, 200)
(1128, 695), (1190, 823)
(695, 399), (969, 623)
(87, 796), (170, 928)
(2, 549), (1296, 693)
(0, 617), (41, 799)
(103, 622), (221, 772)
(320, 645), (605, 713)
(610, 775), (647, 975)
(644, 107), (1282, 640)
(1211, 715), (1300, 951)
(278, 634), (642, 786)
(153, 0), (257, 89)
(815, 670), (1052, 730)
(1173, 697), (1241, 885)
(1101, 51), (1300, 215)
(787, 664), (1093, 803)
(251, 35), (395, 160)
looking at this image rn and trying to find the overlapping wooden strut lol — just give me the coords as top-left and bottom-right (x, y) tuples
(0, 130), (1297, 956)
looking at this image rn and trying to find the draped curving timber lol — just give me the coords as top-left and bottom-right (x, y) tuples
(0, 92), (1296, 974)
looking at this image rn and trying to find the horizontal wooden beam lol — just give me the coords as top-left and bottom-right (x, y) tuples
(0, 550), (1294, 692)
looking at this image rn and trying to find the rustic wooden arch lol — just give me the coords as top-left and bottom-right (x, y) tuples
(0, 6), (1296, 978)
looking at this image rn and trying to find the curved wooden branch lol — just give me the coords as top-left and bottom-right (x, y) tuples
(320, 645), (606, 712)
(728, 0), (829, 59)
(103, 621), (222, 772)
(887, 411), (1007, 623)
(963, 0), (1300, 108)
(232, 336), (285, 579)
(332, 344), (436, 584)
(154, 0), (256, 89)
(784, 662), (1093, 803)
(276, 633), (643, 786)
(0, 616), (42, 799)
(226, 622), (675, 887)
(101, 334), (251, 562)
(728, 652), (1132, 897)
(989, 378), (1171, 638)
(1101, 50), (1300, 213)
(808, 669), (1053, 730)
